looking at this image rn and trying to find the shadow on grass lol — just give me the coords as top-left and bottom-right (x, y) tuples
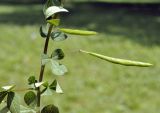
(0, 3), (160, 46)
(0, 5), (44, 25)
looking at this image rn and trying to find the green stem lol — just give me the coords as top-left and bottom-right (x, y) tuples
(37, 25), (53, 113)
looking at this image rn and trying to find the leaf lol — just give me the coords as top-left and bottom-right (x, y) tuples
(51, 31), (68, 41)
(51, 60), (67, 76)
(41, 88), (53, 96)
(20, 105), (36, 113)
(7, 92), (20, 113)
(42, 82), (49, 88)
(35, 82), (45, 88)
(0, 91), (8, 104)
(80, 50), (153, 67)
(24, 91), (36, 107)
(39, 26), (47, 38)
(51, 49), (64, 60)
(41, 104), (59, 113)
(54, 82), (63, 94)
(60, 28), (97, 36)
(28, 76), (36, 85)
(45, 6), (68, 19)
(49, 80), (63, 94)
(0, 106), (10, 113)
(41, 54), (50, 65)
(41, 80), (63, 96)
(47, 19), (60, 26)
(2, 85), (15, 91)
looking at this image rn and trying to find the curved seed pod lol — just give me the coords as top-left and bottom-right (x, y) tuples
(59, 28), (97, 36)
(80, 50), (153, 67)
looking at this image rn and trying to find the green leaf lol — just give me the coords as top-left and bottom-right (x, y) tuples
(0, 91), (8, 104)
(41, 80), (63, 96)
(20, 105), (36, 113)
(47, 19), (60, 26)
(51, 60), (67, 76)
(2, 85), (15, 91)
(41, 54), (50, 65)
(51, 31), (68, 41)
(41, 88), (53, 96)
(24, 91), (36, 107)
(42, 82), (49, 88)
(51, 49), (64, 60)
(0, 106), (9, 113)
(7, 92), (20, 113)
(49, 80), (63, 94)
(41, 104), (59, 113)
(45, 6), (68, 19)
(80, 50), (153, 67)
(40, 26), (47, 38)
(60, 28), (97, 36)
(28, 76), (36, 85)
(35, 82), (45, 88)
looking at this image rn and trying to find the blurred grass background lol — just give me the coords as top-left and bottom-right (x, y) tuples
(0, 1), (160, 113)
(0, 0), (160, 3)
(70, 0), (160, 3)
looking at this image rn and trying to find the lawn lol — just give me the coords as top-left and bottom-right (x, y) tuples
(0, 3), (160, 113)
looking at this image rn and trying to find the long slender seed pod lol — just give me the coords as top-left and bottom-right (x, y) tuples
(60, 28), (97, 36)
(80, 50), (153, 67)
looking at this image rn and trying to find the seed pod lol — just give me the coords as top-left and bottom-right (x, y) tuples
(60, 28), (97, 36)
(80, 50), (153, 67)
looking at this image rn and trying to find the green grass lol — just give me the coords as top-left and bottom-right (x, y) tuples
(0, 4), (160, 113)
